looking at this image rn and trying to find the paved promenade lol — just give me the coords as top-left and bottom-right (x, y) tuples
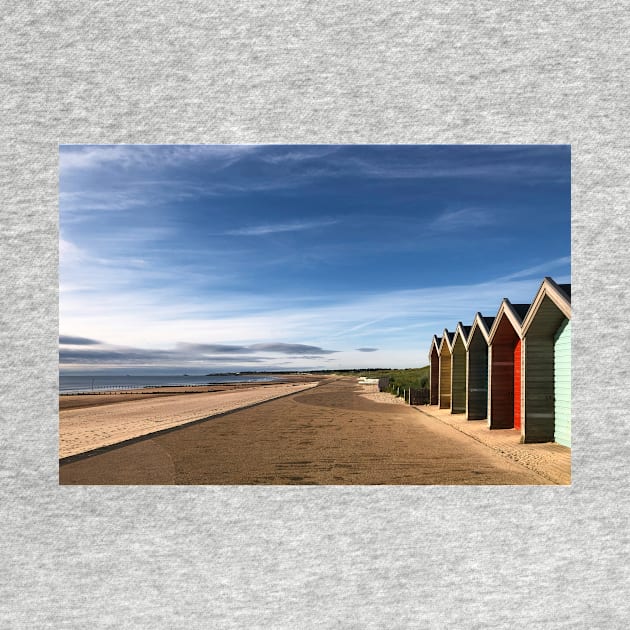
(60, 378), (560, 485)
(416, 405), (571, 485)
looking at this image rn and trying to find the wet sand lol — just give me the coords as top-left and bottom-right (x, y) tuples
(60, 377), (554, 485)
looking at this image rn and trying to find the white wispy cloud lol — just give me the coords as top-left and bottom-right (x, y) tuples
(59, 238), (86, 264)
(59, 146), (135, 172)
(59, 190), (152, 213)
(60, 258), (569, 370)
(496, 256), (571, 281)
(430, 208), (494, 231)
(59, 146), (570, 210)
(320, 150), (569, 182)
(59, 144), (260, 173)
(329, 318), (386, 338)
(225, 219), (339, 236)
(259, 146), (342, 164)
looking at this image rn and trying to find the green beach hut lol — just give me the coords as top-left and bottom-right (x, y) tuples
(429, 335), (442, 406)
(438, 330), (455, 409)
(465, 313), (494, 421)
(450, 322), (471, 414)
(520, 277), (571, 446)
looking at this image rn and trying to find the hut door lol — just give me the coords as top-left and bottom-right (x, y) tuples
(430, 349), (439, 405)
(554, 320), (571, 447)
(513, 339), (522, 430)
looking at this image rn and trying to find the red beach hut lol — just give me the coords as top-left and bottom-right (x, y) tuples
(429, 335), (442, 406)
(487, 300), (530, 430)
(451, 322), (471, 414)
(520, 278), (571, 445)
(438, 330), (455, 409)
(465, 313), (494, 420)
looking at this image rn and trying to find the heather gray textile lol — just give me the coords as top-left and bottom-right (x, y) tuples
(1, 2), (628, 628)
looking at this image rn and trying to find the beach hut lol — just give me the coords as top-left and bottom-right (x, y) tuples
(487, 300), (530, 430)
(429, 335), (442, 405)
(450, 322), (471, 414)
(520, 278), (571, 445)
(438, 330), (455, 409)
(465, 313), (495, 420)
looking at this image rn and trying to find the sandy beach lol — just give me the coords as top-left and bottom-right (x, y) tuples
(59, 377), (560, 485)
(59, 378), (321, 459)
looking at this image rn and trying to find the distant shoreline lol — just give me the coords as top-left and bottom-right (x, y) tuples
(59, 374), (321, 410)
(59, 367), (430, 395)
(59, 373), (282, 395)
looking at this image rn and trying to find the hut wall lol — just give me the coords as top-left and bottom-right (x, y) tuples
(554, 319), (571, 447)
(513, 338), (522, 430)
(489, 341), (515, 428)
(466, 331), (488, 420)
(523, 336), (555, 442)
(439, 347), (452, 409)
(522, 295), (569, 444)
(451, 337), (466, 414)
(430, 347), (439, 405)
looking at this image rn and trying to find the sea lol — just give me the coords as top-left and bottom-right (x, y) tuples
(59, 374), (280, 394)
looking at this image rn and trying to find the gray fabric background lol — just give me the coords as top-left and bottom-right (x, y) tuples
(1, 2), (628, 627)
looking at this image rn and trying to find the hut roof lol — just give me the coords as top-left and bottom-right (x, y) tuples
(439, 330), (455, 353)
(429, 334), (442, 359)
(512, 303), (531, 320)
(466, 312), (493, 347)
(488, 299), (530, 343)
(521, 277), (571, 336)
(453, 322), (472, 347)
(558, 283), (571, 300)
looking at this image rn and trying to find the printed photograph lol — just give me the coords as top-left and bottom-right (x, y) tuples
(59, 144), (571, 485)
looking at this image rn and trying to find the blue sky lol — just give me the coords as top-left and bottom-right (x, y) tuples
(59, 144), (570, 374)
